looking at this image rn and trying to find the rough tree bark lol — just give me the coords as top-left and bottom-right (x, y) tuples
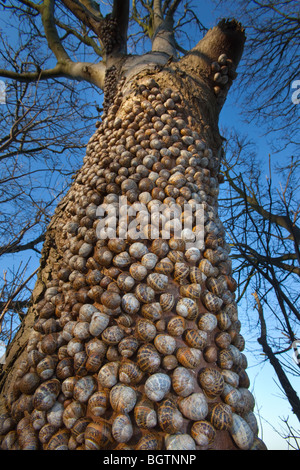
(0, 12), (267, 450)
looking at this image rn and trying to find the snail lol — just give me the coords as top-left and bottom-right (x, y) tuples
(109, 384), (137, 414)
(144, 373), (171, 402)
(87, 389), (110, 418)
(62, 400), (85, 429)
(191, 420), (216, 447)
(178, 392), (208, 421)
(172, 366), (195, 397)
(112, 414), (133, 443)
(118, 360), (144, 384)
(134, 397), (157, 429)
(136, 343), (161, 373)
(98, 361), (120, 388)
(198, 367), (225, 398)
(176, 346), (202, 369)
(84, 420), (112, 450)
(158, 398), (184, 433)
(229, 413), (254, 450)
(165, 434), (196, 450)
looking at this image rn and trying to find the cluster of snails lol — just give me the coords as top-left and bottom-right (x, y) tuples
(99, 17), (120, 55)
(211, 53), (237, 104)
(0, 74), (267, 451)
(103, 66), (124, 115)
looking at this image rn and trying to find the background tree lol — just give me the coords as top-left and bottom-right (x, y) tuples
(0, 0), (268, 451)
(218, 132), (300, 424)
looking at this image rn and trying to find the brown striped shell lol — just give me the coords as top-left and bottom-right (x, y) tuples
(84, 420), (112, 450)
(118, 360), (144, 384)
(176, 347), (202, 369)
(198, 367), (225, 398)
(135, 318), (157, 342)
(159, 293), (175, 311)
(176, 297), (198, 319)
(136, 343), (161, 373)
(207, 402), (233, 431)
(179, 283), (201, 299)
(183, 329), (207, 350)
(201, 291), (223, 312)
(167, 316), (186, 337)
(229, 413), (254, 450)
(154, 334), (176, 355)
(191, 420), (216, 447)
(112, 414), (133, 443)
(134, 397), (157, 429)
(158, 398), (184, 433)
(178, 392), (208, 421)
(109, 384), (137, 414)
(172, 367), (195, 397)
(141, 302), (162, 321)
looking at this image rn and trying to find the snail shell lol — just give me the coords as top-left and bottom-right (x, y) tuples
(154, 257), (174, 275)
(85, 351), (103, 373)
(201, 291), (223, 312)
(191, 420), (216, 447)
(179, 283), (201, 300)
(109, 384), (137, 414)
(38, 423), (57, 445)
(183, 329), (207, 350)
(198, 367), (225, 398)
(147, 273), (168, 292)
(221, 383), (242, 410)
(135, 318), (157, 342)
(107, 238), (127, 254)
(88, 389), (109, 418)
(129, 242), (149, 259)
(172, 367), (195, 397)
(61, 376), (77, 398)
(159, 293), (175, 311)
(167, 316), (186, 336)
(217, 348), (234, 370)
(190, 266), (207, 284)
(199, 259), (218, 277)
(129, 263), (148, 281)
(176, 297), (198, 319)
(135, 283), (155, 303)
(121, 293), (140, 315)
(97, 361), (119, 388)
(134, 397), (157, 429)
(33, 379), (61, 411)
(165, 434), (196, 450)
(178, 392), (208, 421)
(55, 357), (74, 380)
(198, 313), (218, 332)
(174, 262), (189, 282)
(176, 346), (202, 369)
(141, 302), (162, 321)
(206, 275), (227, 296)
(154, 334), (176, 355)
(119, 360), (144, 384)
(47, 401), (64, 428)
(113, 251), (131, 269)
(84, 420), (112, 450)
(229, 413), (254, 450)
(144, 372), (171, 402)
(19, 372), (40, 394)
(73, 375), (97, 403)
(207, 402), (233, 431)
(216, 311), (232, 331)
(118, 336), (139, 358)
(141, 252), (158, 270)
(221, 370), (240, 388)
(62, 400), (85, 429)
(137, 343), (161, 373)
(215, 331), (232, 349)
(101, 290), (122, 310)
(101, 325), (124, 345)
(135, 432), (160, 450)
(117, 273), (135, 292)
(112, 414), (133, 443)
(72, 417), (90, 445)
(158, 398), (184, 433)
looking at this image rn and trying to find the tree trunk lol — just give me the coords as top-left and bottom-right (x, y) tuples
(0, 20), (267, 450)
